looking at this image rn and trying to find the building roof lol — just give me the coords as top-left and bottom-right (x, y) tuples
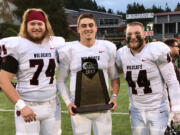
(64, 8), (79, 14)
(79, 8), (122, 17)
(154, 11), (180, 16)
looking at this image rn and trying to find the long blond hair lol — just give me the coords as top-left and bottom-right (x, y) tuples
(18, 8), (54, 40)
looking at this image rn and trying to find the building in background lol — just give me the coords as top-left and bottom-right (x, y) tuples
(154, 11), (180, 41)
(65, 8), (126, 47)
(2, 0), (180, 42)
(126, 11), (180, 41)
(126, 13), (154, 42)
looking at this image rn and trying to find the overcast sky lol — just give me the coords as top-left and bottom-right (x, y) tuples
(95, 0), (180, 13)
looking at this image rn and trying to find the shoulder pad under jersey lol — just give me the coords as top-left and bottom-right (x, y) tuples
(148, 41), (171, 65)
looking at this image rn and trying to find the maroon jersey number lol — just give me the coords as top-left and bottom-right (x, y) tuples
(126, 70), (152, 94)
(29, 59), (56, 85)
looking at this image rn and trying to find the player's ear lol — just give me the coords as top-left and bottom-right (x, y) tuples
(94, 24), (97, 33)
(77, 26), (80, 34)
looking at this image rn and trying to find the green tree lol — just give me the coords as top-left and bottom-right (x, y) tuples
(117, 10), (125, 19)
(13, 0), (69, 38)
(126, 2), (167, 14)
(3, 27), (18, 37)
(97, 6), (106, 12)
(165, 3), (171, 12)
(63, 0), (79, 10)
(126, 2), (145, 14)
(175, 2), (180, 11)
(151, 4), (164, 13)
(107, 8), (113, 14)
(63, 0), (106, 12)
(0, 23), (19, 38)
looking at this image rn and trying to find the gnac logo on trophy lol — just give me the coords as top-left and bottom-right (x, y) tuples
(82, 58), (98, 79)
(72, 57), (113, 113)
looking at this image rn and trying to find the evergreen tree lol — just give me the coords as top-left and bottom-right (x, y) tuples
(151, 4), (164, 13)
(63, 0), (106, 12)
(13, 0), (69, 38)
(63, 0), (79, 10)
(97, 6), (106, 12)
(117, 10), (125, 19)
(165, 3), (171, 12)
(175, 2), (180, 11)
(126, 2), (145, 14)
(107, 8), (113, 14)
(126, 2), (167, 14)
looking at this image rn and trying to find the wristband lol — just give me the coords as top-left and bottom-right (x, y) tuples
(15, 99), (26, 110)
(111, 93), (117, 99)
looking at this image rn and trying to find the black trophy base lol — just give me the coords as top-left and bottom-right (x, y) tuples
(72, 103), (113, 113)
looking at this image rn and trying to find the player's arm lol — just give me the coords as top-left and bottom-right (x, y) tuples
(57, 64), (77, 115)
(111, 78), (120, 96)
(0, 56), (36, 122)
(153, 42), (180, 112)
(0, 56), (21, 103)
(107, 43), (120, 111)
(108, 60), (120, 97)
(159, 62), (180, 112)
(115, 48), (124, 74)
(0, 69), (20, 104)
(108, 65), (120, 111)
(57, 46), (76, 115)
(158, 61), (180, 127)
(109, 77), (120, 111)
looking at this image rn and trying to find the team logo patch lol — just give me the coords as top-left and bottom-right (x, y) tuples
(81, 58), (98, 79)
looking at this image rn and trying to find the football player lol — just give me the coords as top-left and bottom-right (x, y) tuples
(164, 38), (180, 82)
(0, 8), (65, 135)
(116, 22), (180, 135)
(164, 38), (180, 135)
(57, 13), (120, 135)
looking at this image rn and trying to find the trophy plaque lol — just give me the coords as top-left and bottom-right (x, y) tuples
(72, 58), (113, 113)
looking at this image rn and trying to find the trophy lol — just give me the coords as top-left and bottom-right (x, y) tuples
(72, 58), (113, 113)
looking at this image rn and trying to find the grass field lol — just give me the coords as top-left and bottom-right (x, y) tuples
(0, 76), (132, 135)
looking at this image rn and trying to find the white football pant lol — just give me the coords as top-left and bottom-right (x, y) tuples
(130, 107), (169, 135)
(15, 97), (61, 135)
(71, 110), (112, 135)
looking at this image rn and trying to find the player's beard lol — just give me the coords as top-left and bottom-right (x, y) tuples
(86, 37), (92, 41)
(127, 35), (144, 50)
(27, 31), (46, 44)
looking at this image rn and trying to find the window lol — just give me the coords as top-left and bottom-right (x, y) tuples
(154, 24), (162, 34)
(165, 23), (175, 34)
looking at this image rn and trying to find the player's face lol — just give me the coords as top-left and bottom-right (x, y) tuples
(126, 25), (145, 51)
(171, 41), (180, 57)
(27, 20), (46, 43)
(77, 18), (97, 42)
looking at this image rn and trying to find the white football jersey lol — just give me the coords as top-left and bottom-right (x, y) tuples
(0, 36), (65, 102)
(58, 40), (119, 105)
(116, 41), (180, 111)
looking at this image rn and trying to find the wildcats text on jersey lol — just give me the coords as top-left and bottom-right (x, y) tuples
(127, 64), (142, 70)
(82, 56), (100, 61)
(34, 53), (51, 58)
